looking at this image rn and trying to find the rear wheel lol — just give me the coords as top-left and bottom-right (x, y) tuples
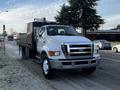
(41, 54), (54, 79)
(21, 46), (26, 59)
(113, 47), (118, 53)
(82, 67), (96, 74)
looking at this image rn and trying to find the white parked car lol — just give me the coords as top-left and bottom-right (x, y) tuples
(112, 44), (120, 53)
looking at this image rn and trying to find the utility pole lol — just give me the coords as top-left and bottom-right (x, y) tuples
(102, 24), (103, 30)
(2, 25), (6, 55)
(2, 25), (7, 37)
(0, 11), (8, 55)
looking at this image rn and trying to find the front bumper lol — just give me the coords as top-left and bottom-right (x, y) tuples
(49, 56), (101, 69)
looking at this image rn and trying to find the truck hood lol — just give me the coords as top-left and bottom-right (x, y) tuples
(49, 36), (92, 44)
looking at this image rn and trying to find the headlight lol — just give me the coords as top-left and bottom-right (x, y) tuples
(48, 51), (60, 56)
(98, 42), (102, 48)
(93, 44), (99, 54)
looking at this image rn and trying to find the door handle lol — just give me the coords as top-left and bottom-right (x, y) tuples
(43, 41), (46, 43)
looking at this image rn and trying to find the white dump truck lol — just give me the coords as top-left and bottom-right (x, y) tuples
(18, 19), (100, 79)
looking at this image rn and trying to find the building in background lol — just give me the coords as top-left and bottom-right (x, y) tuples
(86, 30), (120, 41)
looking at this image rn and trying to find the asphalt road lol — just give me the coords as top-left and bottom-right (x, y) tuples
(5, 41), (120, 90)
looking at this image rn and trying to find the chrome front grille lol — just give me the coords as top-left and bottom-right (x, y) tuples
(62, 43), (92, 58)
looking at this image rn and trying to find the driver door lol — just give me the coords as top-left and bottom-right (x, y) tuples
(37, 27), (45, 52)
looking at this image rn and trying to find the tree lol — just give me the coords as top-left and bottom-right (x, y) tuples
(111, 24), (120, 30)
(55, 0), (104, 36)
(55, 4), (72, 25)
(116, 24), (120, 29)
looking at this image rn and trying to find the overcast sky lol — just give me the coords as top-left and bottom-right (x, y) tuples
(0, 0), (120, 34)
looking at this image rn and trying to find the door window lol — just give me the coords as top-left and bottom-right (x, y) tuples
(39, 27), (45, 37)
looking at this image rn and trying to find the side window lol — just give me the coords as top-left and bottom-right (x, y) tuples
(39, 27), (45, 37)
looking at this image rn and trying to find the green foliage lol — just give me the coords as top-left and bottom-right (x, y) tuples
(116, 24), (120, 29)
(112, 24), (120, 30)
(55, 4), (71, 25)
(55, 0), (104, 35)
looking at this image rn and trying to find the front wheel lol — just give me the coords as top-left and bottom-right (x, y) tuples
(82, 67), (96, 74)
(41, 55), (54, 79)
(113, 47), (118, 53)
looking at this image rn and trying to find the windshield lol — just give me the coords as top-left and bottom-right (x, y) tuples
(47, 26), (79, 36)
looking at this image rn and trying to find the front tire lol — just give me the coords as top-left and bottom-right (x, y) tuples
(82, 67), (96, 74)
(113, 47), (118, 53)
(97, 45), (100, 50)
(41, 55), (54, 79)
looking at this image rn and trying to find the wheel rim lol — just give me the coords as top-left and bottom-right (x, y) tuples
(113, 48), (117, 52)
(43, 59), (49, 75)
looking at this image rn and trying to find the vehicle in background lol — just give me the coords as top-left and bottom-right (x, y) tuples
(18, 19), (100, 79)
(13, 34), (20, 40)
(7, 35), (13, 41)
(13, 34), (17, 40)
(112, 44), (120, 53)
(93, 40), (111, 50)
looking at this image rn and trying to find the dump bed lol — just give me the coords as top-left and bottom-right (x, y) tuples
(18, 21), (58, 50)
